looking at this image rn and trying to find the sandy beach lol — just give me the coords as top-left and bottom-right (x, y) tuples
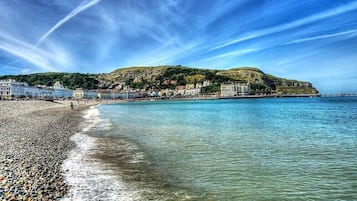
(0, 101), (90, 200)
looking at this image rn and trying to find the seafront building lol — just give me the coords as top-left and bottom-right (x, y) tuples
(72, 88), (85, 99)
(1, 80), (112, 100)
(0, 79), (53, 99)
(0, 79), (27, 97)
(185, 88), (201, 96)
(175, 86), (186, 96)
(0, 79), (70, 99)
(220, 82), (250, 97)
(52, 81), (73, 98)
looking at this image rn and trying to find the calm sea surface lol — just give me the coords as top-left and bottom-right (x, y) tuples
(62, 97), (357, 200)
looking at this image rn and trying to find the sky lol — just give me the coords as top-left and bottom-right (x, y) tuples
(0, 0), (357, 93)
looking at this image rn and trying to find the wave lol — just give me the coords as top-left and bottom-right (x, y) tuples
(61, 106), (199, 201)
(61, 106), (138, 201)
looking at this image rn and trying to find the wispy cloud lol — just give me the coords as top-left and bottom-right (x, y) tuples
(36, 0), (102, 46)
(21, 68), (31, 74)
(131, 40), (200, 66)
(207, 48), (259, 60)
(211, 1), (357, 50)
(190, 48), (259, 68)
(285, 29), (357, 45)
(276, 59), (290, 66)
(0, 33), (55, 71)
(0, 32), (72, 71)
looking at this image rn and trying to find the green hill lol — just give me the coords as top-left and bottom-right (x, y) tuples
(99, 66), (318, 94)
(0, 66), (319, 95)
(0, 72), (99, 90)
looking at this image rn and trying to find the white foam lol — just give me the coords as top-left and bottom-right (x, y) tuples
(81, 107), (100, 132)
(81, 106), (112, 132)
(97, 118), (112, 131)
(61, 107), (138, 201)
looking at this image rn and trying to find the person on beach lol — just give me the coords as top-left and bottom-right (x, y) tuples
(70, 102), (74, 110)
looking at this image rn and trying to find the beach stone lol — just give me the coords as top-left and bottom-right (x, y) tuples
(0, 101), (89, 200)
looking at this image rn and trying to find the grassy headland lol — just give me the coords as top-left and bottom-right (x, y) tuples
(0, 66), (319, 95)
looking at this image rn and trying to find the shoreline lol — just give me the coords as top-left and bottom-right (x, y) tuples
(0, 101), (91, 200)
(0, 93), (322, 106)
(95, 93), (321, 104)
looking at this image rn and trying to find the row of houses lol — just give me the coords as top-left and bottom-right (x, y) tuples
(152, 82), (250, 97)
(0, 79), (94, 99)
(0, 79), (54, 99)
(0, 79), (146, 100)
(0, 79), (251, 99)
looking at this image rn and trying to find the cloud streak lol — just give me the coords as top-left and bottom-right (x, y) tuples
(0, 32), (71, 71)
(211, 1), (357, 50)
(207, 48), (259, 61)
(0, 33), (53, 70)
(36, 0), (101, 46)
(285, 29), (357, 45)
(190, 48), (259, 68)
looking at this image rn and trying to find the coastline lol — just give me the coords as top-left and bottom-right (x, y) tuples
(96, 93), (321, 104)
(0, 101), (91, 200)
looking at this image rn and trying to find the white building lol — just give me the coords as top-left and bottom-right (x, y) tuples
(0, 79), (26, 97)
(53, 81), (64, 89)
(73, 88), (85, 99)
(84, 90), (99, 99)
(53, 81), (72, 98)
(0, 79), (54, 98)
(185, 88), (201, 96)
(203, 80), (212, 87)
(195, 83), (203, 89)
(24, 86), (53, 98)
(220, 82), (250, 97)
(53, 89), (73, 99)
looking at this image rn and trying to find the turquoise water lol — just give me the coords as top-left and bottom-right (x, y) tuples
(80, 97), (356, 200)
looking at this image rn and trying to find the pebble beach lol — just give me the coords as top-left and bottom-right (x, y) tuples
(0, 101), (90, 200)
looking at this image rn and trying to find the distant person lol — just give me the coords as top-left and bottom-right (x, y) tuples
(70, 102), (74, 110)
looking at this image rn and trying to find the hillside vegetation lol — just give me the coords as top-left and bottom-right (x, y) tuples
(0, 66), (319, 94)
(0, 73), (99, 90)
(99, 66), (318, 94)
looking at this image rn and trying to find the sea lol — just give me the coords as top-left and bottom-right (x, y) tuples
(61, 97), (357, 201)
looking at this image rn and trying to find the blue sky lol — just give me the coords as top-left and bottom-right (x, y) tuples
(0, 0), (357, 93)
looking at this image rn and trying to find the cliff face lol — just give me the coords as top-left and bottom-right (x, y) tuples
(98, 66), (319, 94)
(99, 66), (170, 83)
(215, 67), (318, 94)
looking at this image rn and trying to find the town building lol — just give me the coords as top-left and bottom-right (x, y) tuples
(53, 81), (64, 89)
(73, 88), (85, 99)
(84, 90), (99, 99)
(220, 82), (250, 97)
(24, 86), (53, 98)
(203, 80), (212, 87)
(185, 88), (201, 96)
(0, 79), (53, 99)
(53, 88), (73, 99)
(185, 84), (195, 90)
(175, 86), (186, 96)
(160, 89), (174, 97)
(0, 79), (26, 98)
(52, 81), (72, 98)
(195, 83), (203, 89)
